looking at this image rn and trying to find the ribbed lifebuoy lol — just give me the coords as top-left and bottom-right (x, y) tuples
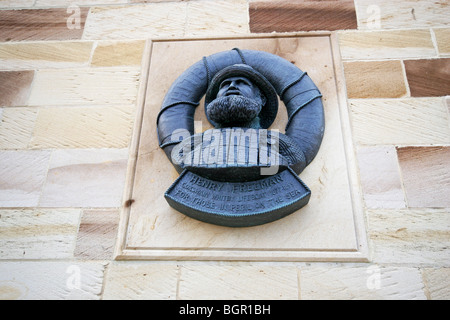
(157, 48), (325, 176)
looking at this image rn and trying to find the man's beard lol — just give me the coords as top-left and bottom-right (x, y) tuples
(206, 95), (262, 127)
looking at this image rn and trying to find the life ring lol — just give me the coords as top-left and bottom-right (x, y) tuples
(157, 48), (325, 176)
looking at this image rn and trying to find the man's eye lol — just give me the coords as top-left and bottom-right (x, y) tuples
(220, 81), (231, 88)
(237, 79), (250, 86)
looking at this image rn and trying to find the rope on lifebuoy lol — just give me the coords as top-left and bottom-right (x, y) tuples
(232, 47), (248, 64)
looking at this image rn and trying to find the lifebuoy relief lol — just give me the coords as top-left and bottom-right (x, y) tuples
(157, 48), (324, 175)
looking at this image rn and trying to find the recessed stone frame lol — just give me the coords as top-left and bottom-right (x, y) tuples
(115, 33), (369, 262)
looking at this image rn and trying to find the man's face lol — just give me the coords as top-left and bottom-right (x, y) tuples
(206, 75), (266, 128)
(217, 76), (262, 102)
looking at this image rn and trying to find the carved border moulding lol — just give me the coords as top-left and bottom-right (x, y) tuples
(115, 33), (369, 262)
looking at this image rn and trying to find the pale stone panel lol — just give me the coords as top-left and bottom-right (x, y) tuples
(367, 209), (450, 265)
(0, 150), (50, 207)
(27, 67), (140, 107)
(186, 0), (250, 36)
(350, 98), (450, 145)
(355, 0), (450, 30)
(0, 107), (38, 149)
(178, 265), (298, 300)
(422, 268), (450, 300)
(0, 209), (80, 259)
(35, 0), (126, 6)
(82, 3), (186, 40)
(0, 41), (93, 70)
(91, 40), (145, 67)
(356, 146), (405, 209)
(129, 0), (184, 2)
(0, 261), (106, 300)
(339, 29), (436, 60)
(39, 149), (129, 208)
(300, 265), (426, 300)
(446, 96), (450, 114)
(102, 262), (178, 300)
(0, 0), (34, 8)
(30, 106), (134, 149)
(433, 28), (450, 56)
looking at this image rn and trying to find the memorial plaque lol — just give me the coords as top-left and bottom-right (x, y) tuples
(156, 47), (325, 227)
(115, 34), (369, 262)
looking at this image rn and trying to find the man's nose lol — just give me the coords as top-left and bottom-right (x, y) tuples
(227, 81), (240, 91)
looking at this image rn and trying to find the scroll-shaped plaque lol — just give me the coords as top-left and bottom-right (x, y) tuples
(165, 168), (310, 227)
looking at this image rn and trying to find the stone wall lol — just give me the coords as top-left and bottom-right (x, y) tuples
(0, 0), (448, 300)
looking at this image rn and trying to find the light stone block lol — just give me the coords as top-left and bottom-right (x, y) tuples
(357, 146), (405, 209)
(102, 262), (178, 300)
(0, 261), (106, 300)
(367, 209), (450, 265)
(300, 264), (426, 300)
(0, 41), (93, 70)
(35, 0), (125, 6)
(350, 98), (450, 145)
(0, 209), (81, 259)
(30, 106), (134, 149)
(422, 268), (450, 300)
(446, 96), (450, 114)
(355, 0), (450, 30)
(339, 29), (436, 60)
(82, 3), (186, 40)
(179, 265), (298, 300)
(0, 107), (38, 149)
(91, 40), (145, 67)
(433, 28), (450, 56)
(344, 61), (407, 98)
(116, 35), (368, 262)
(0, 150), (51, 207)
(0, 0), (34, 8)
(186, 0), (250, 36)
(27, 67), (140, 107)
(39, 149), (129, 208)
